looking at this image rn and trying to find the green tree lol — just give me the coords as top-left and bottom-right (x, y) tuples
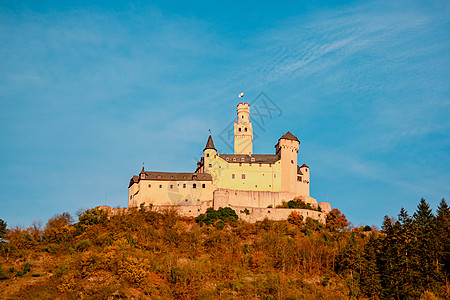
(360, 234), (381, 298)
(435, 198), (450, 281)
(0, 219), (6, 240)
(413, 198), (440, 293)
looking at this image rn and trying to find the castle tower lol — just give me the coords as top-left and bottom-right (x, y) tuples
(203, 134), (216, 174)
(234, 103), (253, 155)
(275, 131), (300, 193)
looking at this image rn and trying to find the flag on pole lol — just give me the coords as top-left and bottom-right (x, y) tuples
(238, 92), (244, 98)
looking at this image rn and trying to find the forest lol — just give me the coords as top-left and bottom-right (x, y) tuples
(0, 198), (448, 299)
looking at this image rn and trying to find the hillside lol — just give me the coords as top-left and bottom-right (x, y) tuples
(0, 198), (449, 299)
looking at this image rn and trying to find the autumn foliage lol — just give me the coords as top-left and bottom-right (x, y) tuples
(0, 198), (448, 299)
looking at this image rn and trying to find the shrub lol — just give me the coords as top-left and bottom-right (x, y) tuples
(77, 208), (107, 226)
(0, 263), (8, 280)
(215, 220), (226, 230)
(15, 270), (25, 277)
(288, 211), (303, 226)
(75, 239), (91, 252)
(196, 207), (238, 226)
(24, 262), (31, 273)
(31, 273), (41, 277)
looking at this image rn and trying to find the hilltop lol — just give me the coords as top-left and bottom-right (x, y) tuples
(0, 198), (449, 299)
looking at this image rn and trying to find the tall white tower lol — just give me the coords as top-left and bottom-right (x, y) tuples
(234, 103), (253, 155)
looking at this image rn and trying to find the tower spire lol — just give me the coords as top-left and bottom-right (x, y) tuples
(204, 134), (216, 151)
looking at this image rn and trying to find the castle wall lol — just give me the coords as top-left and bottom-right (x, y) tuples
(233, 206), (327, 224)
(128, 179), (215, 208)
(213, 188), (318, 210)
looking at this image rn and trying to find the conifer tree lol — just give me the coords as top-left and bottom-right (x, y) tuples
(412, 198), (439, 293)
(436, 198), (450, 281)
(360, 234), (381, 298)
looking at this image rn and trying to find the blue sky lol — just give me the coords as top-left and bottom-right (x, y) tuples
(1, 0), (449, 228)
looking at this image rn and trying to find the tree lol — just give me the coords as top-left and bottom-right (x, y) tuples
(0, 219), (6, 240)
(412, 198), (439, 292)
(326, 209), (348, 232)
(435, 198), (450, 280)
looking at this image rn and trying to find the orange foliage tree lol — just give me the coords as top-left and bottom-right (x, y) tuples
(326, 209), (348, 232)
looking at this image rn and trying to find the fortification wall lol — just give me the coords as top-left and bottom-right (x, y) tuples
(213, 188), (318, 209)
(232, 205), (327, 224)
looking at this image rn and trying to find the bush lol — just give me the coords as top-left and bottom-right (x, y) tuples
(24, 262), (31, 273)
(77, 208), (107, 226)
(0, 263), (8, 280)
(196, 207), (238, 227)
(15, 270), (25, 277)
(75, 239), (92, 252)
(31, 273), (41, 277)
(215, 220), (226, 230)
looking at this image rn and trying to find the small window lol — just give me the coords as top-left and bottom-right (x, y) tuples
(193, 183), (197, 189)
(183, 183), (186, 188)
(238, 128), (241, 132)
(259, 163), (262, 167)
(269, 184), (271, 187)
(298, 176), (302, 182)
(239, 163), (242, 166)
(159, 184), (162, 188)
(291, 160), (294, 164)
(226, 157), (229, 161)
(202, 184), (205, 188)
(209, 164), (212, 167)
(241, 158), (244, 161)
(269, 164), (272, 167)
(232, 174), (235, 179)
(148, 184), (151, 188)
(244, 127), (247, 132)
(242, 174), (245, 179)
(251, 157), (255, 162)
(306, 169), (308, 172)
(255, 185), (257, 188)
(249, 163), (251, 166)
(233, 158), (236, 161)
(157, 175), (162, 179)
(183, 176), (187, 179)
(185, 199), (188, 202)
(274, 174), (276, 178)
(197, 199), (200, 202)
(206, 153), (210, 157)
(170, 184), (173, 189)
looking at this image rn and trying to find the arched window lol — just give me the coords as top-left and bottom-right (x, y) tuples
(193, 183), (197, 189)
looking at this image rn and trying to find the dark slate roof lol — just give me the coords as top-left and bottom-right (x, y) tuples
(203, 134), (216, 151)
(300, 163), (309, 168)
(279, 131), (299, 142)
(297, 166), (303, 175)
(218, 154), (280, 164)
(129, 171), (212, 187)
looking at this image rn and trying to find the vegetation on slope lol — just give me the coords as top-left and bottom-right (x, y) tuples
(0, 198), (448, 299)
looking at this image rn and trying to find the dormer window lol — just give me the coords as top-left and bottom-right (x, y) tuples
(226, 157), (229, 161)
(251, 157), (255, 162)
(141, 173), (145, 179)
(241, 158), (244, 161)
(157, 175), (162, 179)
(233, 158), (236, 162)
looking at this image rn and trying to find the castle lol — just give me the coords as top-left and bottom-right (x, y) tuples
(128, 101), (331, 223)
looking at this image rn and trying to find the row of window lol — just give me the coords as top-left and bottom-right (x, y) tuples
(231, 173), (277, 179)
(148, 183), (207, 189)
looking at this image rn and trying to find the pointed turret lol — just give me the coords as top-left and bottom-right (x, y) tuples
(204, 134), (216, 151)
